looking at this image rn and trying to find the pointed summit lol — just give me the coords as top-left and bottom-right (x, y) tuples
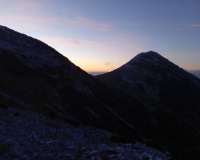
(97, 51), (200, 99)
(127, 51), (166, 66)
(136, 51), (161, 58)
(96, 51), (200, 159)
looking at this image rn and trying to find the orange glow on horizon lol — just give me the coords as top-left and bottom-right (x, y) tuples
(75, 63), (116, 73)
(81, 68), (111, 72)
(78, 66), (112, 73)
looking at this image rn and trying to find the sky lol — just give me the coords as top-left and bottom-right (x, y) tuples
(0, 0), (200, 72)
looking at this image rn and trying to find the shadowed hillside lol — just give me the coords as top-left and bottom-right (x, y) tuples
(0, 25), (174, 159)
(96, 51), (200, 159)
(0, 25), (147, 139)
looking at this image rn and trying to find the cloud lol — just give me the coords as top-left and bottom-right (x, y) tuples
(105, 61), (113, 69)
(16, 0), (30, 12)
(14, 16), (56, 23)
(38, 37), (79, 48)
(0, 15), (56, 29)
(1, 16), (55, 23)
(73, 39), (80, 44)
(61, 9), (70, 14)
(37, 36), (105, 48)
(16, 0), (41, 13)
(176, 24), (200, 27)
(75, 16), (111, 31)
(112, 22), (152, 27)
(112, 23), (200, 28)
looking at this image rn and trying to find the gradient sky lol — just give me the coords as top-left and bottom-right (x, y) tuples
(0, 0), (200, 72)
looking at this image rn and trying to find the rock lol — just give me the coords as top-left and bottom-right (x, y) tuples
(97, 156), (103, 160)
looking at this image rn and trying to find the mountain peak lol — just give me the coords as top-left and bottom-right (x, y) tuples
(96, 51), (200, 159)
(135, 51), (162, 59)
(140, 51), (159, 55)
(127, 51), (161, 65)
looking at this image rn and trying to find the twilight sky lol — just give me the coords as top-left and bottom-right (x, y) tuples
(0, 0), (200, 72)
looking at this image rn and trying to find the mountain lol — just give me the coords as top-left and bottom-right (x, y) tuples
(96, 51), (200, 159)
(189, 70), (200, 79)
(0, 103), (170, 159)
(0, 25), (142, 137)
(0, 26), (171, 159)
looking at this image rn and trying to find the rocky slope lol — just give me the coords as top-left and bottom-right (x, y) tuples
(0, 106), (170, 160)
(96, 51), (200, 159)
(0, 26), (171, 159)
(0, 25), (144, 138)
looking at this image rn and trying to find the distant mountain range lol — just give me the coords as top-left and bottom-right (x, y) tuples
(188, 70), (200, 79)
(88, 72), (106, 76)
(0, 25), (200, 159)
(96, 51), (200, 159)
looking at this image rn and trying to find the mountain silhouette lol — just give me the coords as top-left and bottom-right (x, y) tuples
(1, 24), (199, 159)
(0, 25), (146, 138)
(96, 51), (200, 159)
(1, 25), (173, 155)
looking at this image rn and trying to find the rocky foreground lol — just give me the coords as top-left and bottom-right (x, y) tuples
(0, 107), (170, 160)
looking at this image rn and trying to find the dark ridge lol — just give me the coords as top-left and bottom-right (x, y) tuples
(96, 51), (200, 159)
(0, 25), (170, 158)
